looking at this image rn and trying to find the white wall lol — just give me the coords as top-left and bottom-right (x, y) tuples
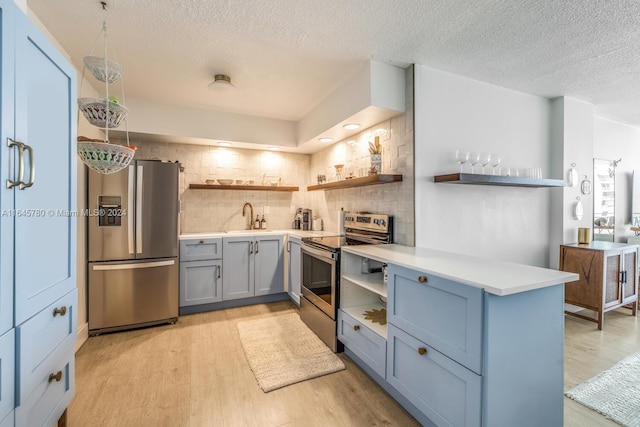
(414, 65), (554, 267)
(594, 117), (640, 242)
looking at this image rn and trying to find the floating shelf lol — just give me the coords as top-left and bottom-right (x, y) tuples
(307, 174), (403, 191)
(434, 173), (565, 188)
(189, 184), (299, 192)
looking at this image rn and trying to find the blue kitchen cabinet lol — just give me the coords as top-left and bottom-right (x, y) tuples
(222, 234), (284, 301)
(0, 329), (14, 424)
(180, 238), (223, 307)
(12, 2), (77, 325)
(254, 234), (284, 296)
(0, 0), (16, 340)
(0, 1), (77, 425)
(287, 235), (302, 305)
(180, 260), (223, 306)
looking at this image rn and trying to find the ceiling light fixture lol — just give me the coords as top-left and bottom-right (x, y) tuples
(208, 74), (237, 93)
(217, 141), (232, 147)
(343, 123), (360, 130)
(319, 137), (333, 143)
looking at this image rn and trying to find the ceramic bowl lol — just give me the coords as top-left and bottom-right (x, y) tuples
(218, 179), (234, 185)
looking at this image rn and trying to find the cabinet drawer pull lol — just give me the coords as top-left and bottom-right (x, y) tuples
(418, 276), (427, 283)
(199, 240), (204, 244)
(53, 306), (67, 317)
(353, 324), (360, 331)
(48, 371), (63, 383)
(418, 347), (427, 355)
(217, 265), (221, 279)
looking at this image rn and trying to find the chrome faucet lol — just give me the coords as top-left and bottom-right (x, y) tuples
(242, 202), (254, 230)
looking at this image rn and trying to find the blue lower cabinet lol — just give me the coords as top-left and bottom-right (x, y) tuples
(0, 411), (13, 427)
(0, 329), (14, 423)
(337, 310), (386, 378)
(386, 324), (481, 427)
(15, 349), (74, 427)
(180, 259), (223, 306)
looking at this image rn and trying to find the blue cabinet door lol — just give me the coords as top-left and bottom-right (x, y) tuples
(387, 324), (481, 427)
(0, 0), (15, 337)
(222, 236), (254, 300)
(0, 329), (14, 423)
(180, 259), (223, 306)
(12, 11), (77, 325)
(255, 234), (284, 296)
(288, 238), (301, 304)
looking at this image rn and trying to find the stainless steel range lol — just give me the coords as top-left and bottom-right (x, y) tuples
(300, 212), (393, 351)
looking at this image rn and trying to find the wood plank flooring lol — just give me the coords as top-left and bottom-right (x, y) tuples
(69, 302), (640, 426)
(69, 301), (420, 427)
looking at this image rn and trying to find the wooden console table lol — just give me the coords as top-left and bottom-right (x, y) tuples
(559, 242), (638, 329)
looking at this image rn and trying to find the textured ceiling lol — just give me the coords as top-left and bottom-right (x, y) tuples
(26, 0), (640, 126)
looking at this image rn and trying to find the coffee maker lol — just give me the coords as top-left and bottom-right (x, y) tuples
(293, 208), (312, 230)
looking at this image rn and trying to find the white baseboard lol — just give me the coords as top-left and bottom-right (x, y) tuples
(75, 322), (89, 352)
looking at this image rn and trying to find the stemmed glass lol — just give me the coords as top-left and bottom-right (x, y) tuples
(479, 153), (491, 174)
(490, 153), (501, 175)
(469, 152), (480, 173)
(455, 149), (469, 172)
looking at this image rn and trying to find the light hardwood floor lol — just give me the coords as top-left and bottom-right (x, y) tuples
(69, 302), (640, 427)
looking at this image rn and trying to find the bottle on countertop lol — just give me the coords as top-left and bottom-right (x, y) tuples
(254, 215), (261, 230)
(260, 216), (267, 229)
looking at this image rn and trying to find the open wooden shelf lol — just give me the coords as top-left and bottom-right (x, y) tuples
(307, 174), (403, 191)
(434, 173), (565, 188)
(189, 184), (299, 192)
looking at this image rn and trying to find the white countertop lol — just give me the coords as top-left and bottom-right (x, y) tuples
(179, 229), (336, 240)
(342, 244), (579, 296)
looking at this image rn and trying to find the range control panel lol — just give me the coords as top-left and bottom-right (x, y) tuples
(344, 212), (392, 233)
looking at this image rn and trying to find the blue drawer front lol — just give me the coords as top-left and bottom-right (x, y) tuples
(338, 310), (386, 378)
(387, 324), (481, 427)
(180, 238), (222, 261)
(387, 264), (483, 374)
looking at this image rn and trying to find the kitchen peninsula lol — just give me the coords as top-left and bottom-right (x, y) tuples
(339, 244), (579, 427)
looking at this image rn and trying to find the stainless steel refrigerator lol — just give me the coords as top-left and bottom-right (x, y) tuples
(87, 160), (179, 335)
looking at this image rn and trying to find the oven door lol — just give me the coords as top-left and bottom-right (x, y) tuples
(301, 244), (338, 319)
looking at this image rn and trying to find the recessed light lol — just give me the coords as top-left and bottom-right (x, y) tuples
(343, 123), (360, 130)
(217, 141), (232, 147)
(268, 146), (281, 151)
(319, 137), (333, 143)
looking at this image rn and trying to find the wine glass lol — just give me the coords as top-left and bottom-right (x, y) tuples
(479, 153), (491, 174)
(469, 152), (480, 173)
(455, 149), (469, 172)
(490, 153), (501, 175)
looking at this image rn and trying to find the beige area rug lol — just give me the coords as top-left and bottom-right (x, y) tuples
(565, 352), (640, 427)
(237, 313), (345, 392)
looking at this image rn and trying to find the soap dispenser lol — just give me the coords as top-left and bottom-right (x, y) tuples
(260, 215), (267, 229)
(254, 215), (261, 230)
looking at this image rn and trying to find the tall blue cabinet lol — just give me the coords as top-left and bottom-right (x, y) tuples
(0, 0), (77, 425)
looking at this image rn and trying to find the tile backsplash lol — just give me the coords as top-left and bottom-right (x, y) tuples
(111, 111), (414, 244)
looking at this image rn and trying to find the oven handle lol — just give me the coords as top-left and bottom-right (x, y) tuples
(345, 233), (389, 245)
(302, 244), (338, 261)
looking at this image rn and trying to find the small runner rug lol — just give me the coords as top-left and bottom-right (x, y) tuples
(237, 313), (345, 392)
(565, 352), (640, 426)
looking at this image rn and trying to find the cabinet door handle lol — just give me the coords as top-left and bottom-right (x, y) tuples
(6, 138), (24, 189)
(418, 347), (427, 356)
(287, 241), (290, 253)
(353, 325), (360, 331)
(249, 241), (253, 254)
(418, 276), (427, 283)
(20, 143), (35, 189)
(53, 306), (67, 317)
(199, 240), (204, 244)
(48, 371), (63, 383)
(217, 265), (221, 279)
(255, 241), (259, 253)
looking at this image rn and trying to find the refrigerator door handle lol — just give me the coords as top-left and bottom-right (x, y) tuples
(92, 260), (176, 271)
(127, 165), (135, 254)
(136, 165), (143, 254)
